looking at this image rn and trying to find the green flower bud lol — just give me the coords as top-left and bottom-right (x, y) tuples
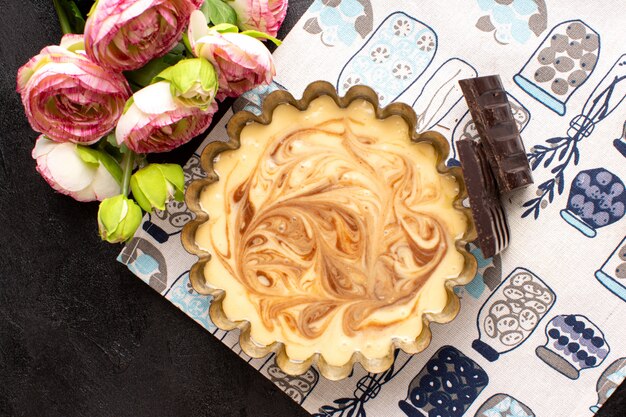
(130, 164), (185, 212)
(153, 58), (218, 110)
(98, 195), (142, 243)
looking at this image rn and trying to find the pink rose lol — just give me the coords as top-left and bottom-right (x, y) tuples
(188, 11), (275, 100)
(17, 34), (131, 145)
(230, 0), (288, 37)
(84, 0), (203, 72)
(32, 135), (122, 202)
(116, 81), (218, 153)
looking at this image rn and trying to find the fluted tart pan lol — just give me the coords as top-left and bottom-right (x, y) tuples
(182, 81), (477, 380)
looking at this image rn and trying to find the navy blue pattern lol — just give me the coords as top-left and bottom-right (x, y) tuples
(398, 346), (489, 417)
(314, 351), (415, 417)
(523, 54), (626, 219)
(560, 168), (625, 237)
(536, 314), (610, 379)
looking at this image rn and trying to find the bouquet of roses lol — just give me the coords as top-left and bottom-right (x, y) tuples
(17, 0), (287, 243)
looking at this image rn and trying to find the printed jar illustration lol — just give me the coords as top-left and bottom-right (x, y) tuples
(336, 11), (437, 106)
(590, 357), (626, 413)
(472, 267), (555, 362)
(118, 237), (168, 293)
(398, 346), (488, 417)
(595, 236), (626, 301)
(536, 314), (609, 379)
(514, 20), (599, 115)
(560, 168), (626, 238)
(474, 393), (535, 417)
(411, 58), (477, 133)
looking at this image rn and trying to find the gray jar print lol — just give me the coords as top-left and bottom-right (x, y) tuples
(473, 267), (556, 361)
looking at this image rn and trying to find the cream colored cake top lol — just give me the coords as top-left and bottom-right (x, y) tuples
(195, 95), (468, 366)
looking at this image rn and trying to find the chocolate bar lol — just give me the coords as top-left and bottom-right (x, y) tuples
(457, 139), (510, 258)
(459, 75), (533, 193)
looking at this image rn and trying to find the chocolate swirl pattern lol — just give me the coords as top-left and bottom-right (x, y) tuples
(196, 95), (468, 365)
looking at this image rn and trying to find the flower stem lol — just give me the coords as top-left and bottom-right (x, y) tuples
(53, 0), (73, 35)
(120, 151), (136, 196)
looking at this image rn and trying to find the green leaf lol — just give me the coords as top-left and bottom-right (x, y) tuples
(98, 134), (112, 150)
(76, 145), (123, 184)
(212, 23), (240, 33)
(125, 43), (186, 88)
(119, 143), (130, 154)
(200, 0), (211, 21)
(65, 1), (85, 33)
(86, 0), (98, 18)
(97, 135), (123, 162)
(75, 146), (100, 167)
(125, 59), (171, 89)
(163, 42), (187, 64)
(202, 0), (237, 26)
(241, 30), (282, 46)
(53, 0), (87, 34)
(97, 151), (123, 185)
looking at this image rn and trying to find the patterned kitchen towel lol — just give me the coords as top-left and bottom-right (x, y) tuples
(119, 1), (626, 416)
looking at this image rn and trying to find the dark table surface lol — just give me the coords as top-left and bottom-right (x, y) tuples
(0, 1), (624, 416)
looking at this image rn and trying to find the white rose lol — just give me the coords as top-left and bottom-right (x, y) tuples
(32, 135), (122, 202)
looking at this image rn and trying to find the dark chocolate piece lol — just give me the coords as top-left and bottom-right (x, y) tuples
(459, 75), (533, 193)
(457, 139), (510, 258)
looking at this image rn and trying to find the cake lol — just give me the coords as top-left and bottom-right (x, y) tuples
(183, 82), (475, 379)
